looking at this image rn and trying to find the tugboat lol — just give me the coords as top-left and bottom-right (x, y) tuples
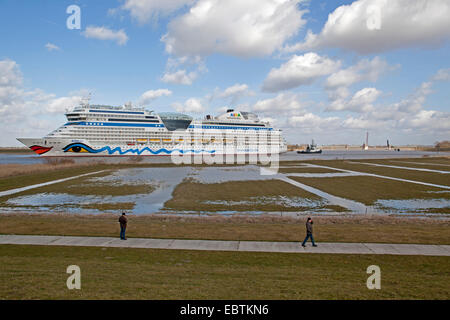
(297, 140), (322, 154)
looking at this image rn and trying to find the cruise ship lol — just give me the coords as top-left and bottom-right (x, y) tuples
(17, 99), (287, 157)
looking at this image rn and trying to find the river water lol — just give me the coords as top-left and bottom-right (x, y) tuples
(1, 150), (448, 164)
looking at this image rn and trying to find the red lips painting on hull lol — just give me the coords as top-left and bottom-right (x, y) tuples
(30, 145), (53, 155)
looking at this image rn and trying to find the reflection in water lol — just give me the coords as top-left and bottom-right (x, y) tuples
(203, 196), (326, 208)
(375, 199), (450, 213)
(1, 164), (449, 216)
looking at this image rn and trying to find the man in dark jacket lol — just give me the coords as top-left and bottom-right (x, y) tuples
(301, 217), (317, 247)
(119, 212), (128, 240)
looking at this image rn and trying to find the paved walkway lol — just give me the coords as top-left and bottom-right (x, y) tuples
(1, 234), (449, 256)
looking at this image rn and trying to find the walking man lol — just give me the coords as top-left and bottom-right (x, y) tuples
(302, 217), (317, 247)
(119, 212), (128, 240)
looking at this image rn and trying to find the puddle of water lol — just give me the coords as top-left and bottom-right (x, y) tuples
(203, 196), (325, 208)
(191, 165), (276, 183)
(2, 165), (449, 217)
(1, 166), (280, 215)
(375, 199), (450, 213)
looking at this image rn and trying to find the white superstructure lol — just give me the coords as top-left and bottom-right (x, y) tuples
(17, 100), (287, 156)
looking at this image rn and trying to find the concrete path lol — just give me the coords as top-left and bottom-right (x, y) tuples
(1, 234), (449, 256)
(349, 161), (450, 174)
(391, 161), (450, 168)
(305, 164), (450, 190)
(278, 176), (370, 213)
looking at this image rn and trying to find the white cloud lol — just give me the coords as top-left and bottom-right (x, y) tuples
(432, 68), (450, 82)
(389, 81), (433, 115)
(287, 113), (340, 129)
(219, 83), (249, 98)
(252, 92), (305, 115)
(327, 86), (350, 101)
(348, 88), (381, 112)
(399, 110), (450, 131)
(162, 0), (307, 57)
(341, 116), (384, 130)
(46, 96), (82, 113)
(121, 0), (195, 24)
(214, 106), (231, 114)
(172, 97), (206, 113)
(216, 83), (253, 104)
(285, 0), (450, 54)
(161, 69), (197, 85)
(83, 26), (128, 45)
(45, 43), (61, 51)
(324, 57), (394, 113)
(138, 89), (172, 105)
(0, 59), (22, 87)
(0, 59), (89, 145)
(328, 87), (381, 113)
(262, 52), (341, 92)
(325, 56), (392, 89)
(0, 60), (25, 121)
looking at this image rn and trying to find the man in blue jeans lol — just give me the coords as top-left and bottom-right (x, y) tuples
(119, 212), (128, 240)
(302, 217), (317, 247)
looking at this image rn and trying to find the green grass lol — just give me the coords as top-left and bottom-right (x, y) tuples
(367, 159), (450, 172)
(163, 179), (341, 212)
(278, 167), (341, 174)
(80, 202), (136, 211)
(383, 157), (450, 164)
(0, 162), (255, 193)
(1, 213), (449, 244)
(0, 164), (113, 192)
(288, 175), (450, 207)
(1, 244), (449, 299)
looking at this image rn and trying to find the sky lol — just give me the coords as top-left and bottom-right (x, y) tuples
(0, 0), (449, 147)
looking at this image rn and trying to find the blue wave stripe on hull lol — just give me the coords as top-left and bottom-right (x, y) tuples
(63, 143), (216, 155)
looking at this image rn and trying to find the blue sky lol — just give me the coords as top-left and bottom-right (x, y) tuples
(1, 0), (449, 146)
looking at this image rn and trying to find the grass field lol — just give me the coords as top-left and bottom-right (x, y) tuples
(303, 159), (450, 187)
(0, 163), (112, 192)
(1, 157), (449, 300)
(1, 213), (449, 244)
(163, 179), (344, 212)
(288, 175), (450, 206)
(1, 244), (449, 299)
(278, 167), (341, 174)
(356, 159), (450, 172)
(0, 161), (244, 191)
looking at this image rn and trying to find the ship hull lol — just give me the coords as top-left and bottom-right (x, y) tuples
(297, 150), (322, 154)
(17, 138), (287, 156)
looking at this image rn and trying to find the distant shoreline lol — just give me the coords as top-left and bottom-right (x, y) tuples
(1, 146), (449, 155)
(0, 148), (33, 154)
